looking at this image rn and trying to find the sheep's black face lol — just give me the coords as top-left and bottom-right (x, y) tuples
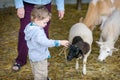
(67, 45), (82, 61)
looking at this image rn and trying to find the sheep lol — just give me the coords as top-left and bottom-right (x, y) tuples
(96, 9), (120, 61)
(67, 23), (93, 75)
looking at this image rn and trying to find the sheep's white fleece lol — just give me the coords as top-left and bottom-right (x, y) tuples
(69, 23), (93, 45)
(100, 9), (120, 42)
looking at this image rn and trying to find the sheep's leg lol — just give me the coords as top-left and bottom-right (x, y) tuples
(82, 49), (91, 75)
(83, 56), (87, 75)
(99, 36), (103, 42)
(75, 58), (79, 70)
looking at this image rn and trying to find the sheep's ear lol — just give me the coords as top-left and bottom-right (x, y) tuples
(112, 47), (119, 52)
(96, 41), (103, 46)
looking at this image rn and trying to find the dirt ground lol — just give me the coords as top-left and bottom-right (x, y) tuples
(0, 4), (120, 80)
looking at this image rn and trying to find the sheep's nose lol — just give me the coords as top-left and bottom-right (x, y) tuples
(98, 58), (104, 62)
(67, 56), (72, 61)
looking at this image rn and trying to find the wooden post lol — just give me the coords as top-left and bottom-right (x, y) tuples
(77, 0), (82, 10)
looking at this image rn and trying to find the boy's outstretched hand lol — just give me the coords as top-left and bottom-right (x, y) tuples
(60, 40), (69, 47)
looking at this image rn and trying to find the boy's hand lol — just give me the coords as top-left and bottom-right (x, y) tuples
(60, 40), (69, 47)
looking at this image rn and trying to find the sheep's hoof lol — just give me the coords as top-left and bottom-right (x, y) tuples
(82, 72), (86, 75)
(75, 68), (80, 74)
(82, 71), (86, 75)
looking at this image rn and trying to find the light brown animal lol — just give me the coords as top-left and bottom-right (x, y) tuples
(83, 0), (120, 30)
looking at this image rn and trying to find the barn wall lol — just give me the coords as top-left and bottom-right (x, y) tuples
(0, 0), (90, 8)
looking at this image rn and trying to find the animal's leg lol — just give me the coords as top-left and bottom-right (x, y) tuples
(89, 25), (95, 31)
(75, 58), (79, 70)
(99, 36), (103, 42)
(83, 56), (87, 75)
(82, 49), (91, 75)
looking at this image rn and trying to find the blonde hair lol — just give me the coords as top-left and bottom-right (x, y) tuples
(31, 5), (51, 21)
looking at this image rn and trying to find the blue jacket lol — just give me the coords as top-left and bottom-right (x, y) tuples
(24, 22), (60, 62)
(14, 0), (64, 11)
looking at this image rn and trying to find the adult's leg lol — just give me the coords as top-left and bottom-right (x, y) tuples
(15, 2), (34, 66)
(44, 3), (51, 38)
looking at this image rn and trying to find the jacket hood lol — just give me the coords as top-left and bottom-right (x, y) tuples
(24, 23), (39, 41)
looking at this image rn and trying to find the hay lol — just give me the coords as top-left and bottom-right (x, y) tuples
(0, 4), (120, 80)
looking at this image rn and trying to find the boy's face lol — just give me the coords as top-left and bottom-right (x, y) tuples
(35, 17), (50, 28)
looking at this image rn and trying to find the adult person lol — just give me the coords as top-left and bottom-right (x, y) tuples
(12, 0), (65, 71)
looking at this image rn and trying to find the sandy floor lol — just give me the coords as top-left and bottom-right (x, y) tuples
(0, 4), (120, 80)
